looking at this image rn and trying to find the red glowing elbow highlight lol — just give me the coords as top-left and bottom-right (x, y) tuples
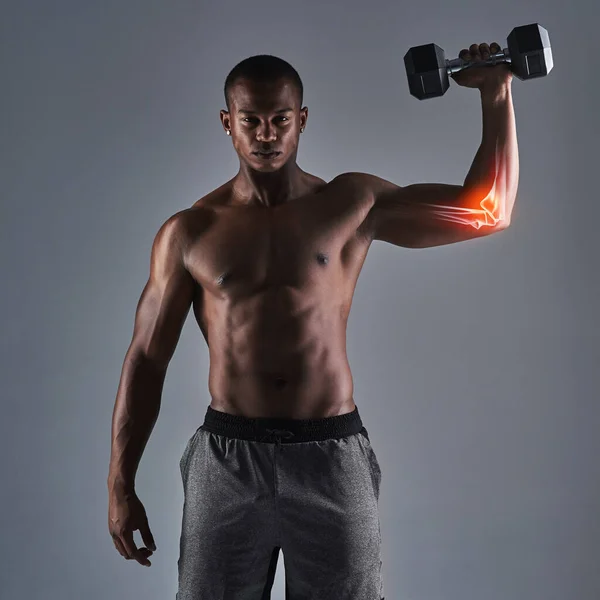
(427, 184), (505, 229)
(427, 158), (508, 229)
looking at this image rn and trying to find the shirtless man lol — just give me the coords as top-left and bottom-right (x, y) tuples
(108, 48), (516, 599)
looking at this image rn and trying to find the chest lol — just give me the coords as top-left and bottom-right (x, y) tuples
(185, 184), (374, 298)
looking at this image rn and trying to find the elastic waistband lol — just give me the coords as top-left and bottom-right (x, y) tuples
(200, 405), (364, 443)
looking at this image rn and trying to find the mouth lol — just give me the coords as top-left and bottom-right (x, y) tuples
(254, 151), (281, 160)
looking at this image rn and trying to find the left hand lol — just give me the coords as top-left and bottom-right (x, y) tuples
(451, 42), (513, 92)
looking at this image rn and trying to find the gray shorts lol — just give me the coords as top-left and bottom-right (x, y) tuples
(176, 405), (384, 600)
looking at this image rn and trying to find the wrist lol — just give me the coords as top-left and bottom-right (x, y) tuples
(480, 81), (511, 104)
(108, 475), (135, 495)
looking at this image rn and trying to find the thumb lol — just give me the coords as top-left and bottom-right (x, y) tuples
(140, 519), (157, 551)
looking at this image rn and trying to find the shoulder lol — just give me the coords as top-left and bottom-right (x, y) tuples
(333, 172), (402, 200)
(333, 172), (405, 243)
(174, 205), (215, 244)
(154, 205), (213, 257)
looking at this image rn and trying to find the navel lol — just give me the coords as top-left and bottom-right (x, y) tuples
(316, 252), (329, 265)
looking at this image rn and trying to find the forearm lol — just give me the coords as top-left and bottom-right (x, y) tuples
(107, 351), (165, 494)
(462, 83), (519, 226)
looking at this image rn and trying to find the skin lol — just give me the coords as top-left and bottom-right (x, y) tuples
(108, 43), (517, 567)
(108, 77), (370, 567)
(192, 76), (366, 419)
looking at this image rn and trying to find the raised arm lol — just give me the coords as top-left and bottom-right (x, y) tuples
(355, 82), (518, 248)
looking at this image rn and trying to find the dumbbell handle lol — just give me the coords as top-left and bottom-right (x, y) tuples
(446, 48), (511, 75)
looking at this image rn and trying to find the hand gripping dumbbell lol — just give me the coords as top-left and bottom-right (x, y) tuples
(404, 23), (553, 100)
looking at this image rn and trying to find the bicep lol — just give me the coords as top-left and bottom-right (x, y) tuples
(358, 173), (501, 248)
(129, 215), (196, 370)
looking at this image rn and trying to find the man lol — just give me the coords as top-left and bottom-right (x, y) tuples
(108, 48), (516, 599)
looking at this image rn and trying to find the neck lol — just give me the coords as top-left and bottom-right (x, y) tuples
(232, 158), (307, 208)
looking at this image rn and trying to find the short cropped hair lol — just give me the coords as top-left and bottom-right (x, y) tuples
(224, 55), (303, 113)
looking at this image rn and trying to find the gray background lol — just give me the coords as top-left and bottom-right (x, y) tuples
(1, 1), (598, 598)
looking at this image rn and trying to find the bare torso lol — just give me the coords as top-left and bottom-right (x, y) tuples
(179, 172), (375, 419)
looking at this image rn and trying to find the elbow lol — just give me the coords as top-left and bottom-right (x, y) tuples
(126, 345), (168, 374)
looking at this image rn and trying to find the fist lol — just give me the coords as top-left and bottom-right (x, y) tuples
(451, 42), (513, 91)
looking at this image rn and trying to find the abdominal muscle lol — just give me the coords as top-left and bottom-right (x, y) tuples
(204, 318), (356, 419)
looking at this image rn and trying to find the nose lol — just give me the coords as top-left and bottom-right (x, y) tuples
(255, 124), (278, 142)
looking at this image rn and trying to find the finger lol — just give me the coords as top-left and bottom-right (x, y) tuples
(112, 535), (128, 558)
(458, 48), (471, 61)
(117, 531), (133, 559)
(140, 520), (157, 552)
(479, 43), (490, 58)
(469, 43), (480, 59)
(139, 548), (153, 567)
(490, 42), (501, 53)
(121, 530), (149, 566)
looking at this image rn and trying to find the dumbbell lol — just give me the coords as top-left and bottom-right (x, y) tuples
(404, 23), (553, 100)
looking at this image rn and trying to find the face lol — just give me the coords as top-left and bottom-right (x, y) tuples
(220, 78), (308, 172)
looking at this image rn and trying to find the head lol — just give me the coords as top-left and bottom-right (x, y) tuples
(221, 55), (308, 173)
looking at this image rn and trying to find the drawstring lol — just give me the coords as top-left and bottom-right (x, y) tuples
(259, 428), (296, 446)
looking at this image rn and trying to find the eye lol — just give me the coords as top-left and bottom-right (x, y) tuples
(242, 117), (289, 123)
